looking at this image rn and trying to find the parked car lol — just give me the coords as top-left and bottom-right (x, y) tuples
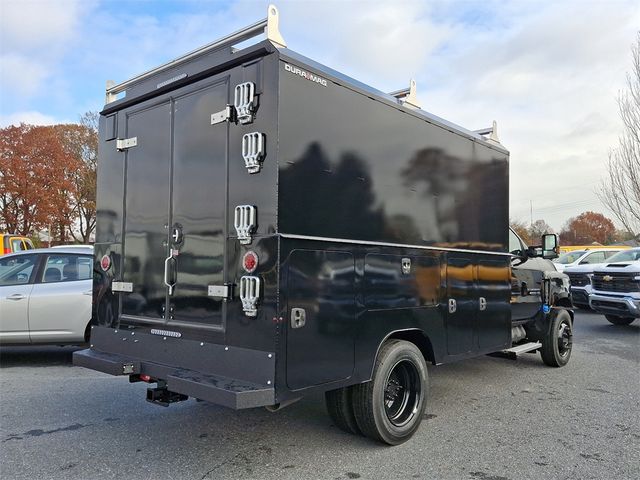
(565, 248), (640, 309)
(0, 233), (35, 256)
(588, 248), (640, 325)
(553, 248), (624, 273)
(0, 246), (94, 345)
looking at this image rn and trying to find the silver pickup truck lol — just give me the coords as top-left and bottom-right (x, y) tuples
(589, 248), (640, 325)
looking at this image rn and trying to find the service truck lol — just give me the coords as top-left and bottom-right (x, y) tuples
(74, 5), (573, 445)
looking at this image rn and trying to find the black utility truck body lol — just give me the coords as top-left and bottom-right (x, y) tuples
(74, 5), (572, 445)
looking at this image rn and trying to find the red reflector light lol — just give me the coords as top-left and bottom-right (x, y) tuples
(4, 247), (11, 254)
(140, 374), (151, 382)
(242, 251), (258, 273)
(100, 254), (111, 271)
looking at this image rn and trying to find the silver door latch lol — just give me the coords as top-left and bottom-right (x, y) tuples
(479, 297), (487, 311)
(448, 298), (457, 313)
(291, 308), (306, 329)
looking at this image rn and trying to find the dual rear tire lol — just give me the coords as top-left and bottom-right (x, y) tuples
(325, 340), (428, 445)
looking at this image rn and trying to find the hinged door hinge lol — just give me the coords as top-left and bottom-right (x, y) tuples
(210, 105), (235, 125)
(112, 281), (133, 293)
(208, 284), (231, 300)
(116, 137), (138, 151)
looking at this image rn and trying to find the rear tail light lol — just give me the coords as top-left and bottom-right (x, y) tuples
(4, 247), (11, 254)
(242, 251), (258, 273)
(100, 254), (111, 271)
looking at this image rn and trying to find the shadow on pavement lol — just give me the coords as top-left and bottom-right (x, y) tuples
(0, 346), (83, 368)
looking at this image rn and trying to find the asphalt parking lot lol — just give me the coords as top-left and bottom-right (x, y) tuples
(1, 310), (638, 480)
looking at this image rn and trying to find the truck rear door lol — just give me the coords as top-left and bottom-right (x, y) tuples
(120, 80), (229, 336)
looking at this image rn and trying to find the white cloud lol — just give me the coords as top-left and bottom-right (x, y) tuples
(0, 111), (63, 127)
(0, 0), (93, 100)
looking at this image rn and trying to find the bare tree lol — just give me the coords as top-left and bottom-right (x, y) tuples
(598, 33), (640, 236)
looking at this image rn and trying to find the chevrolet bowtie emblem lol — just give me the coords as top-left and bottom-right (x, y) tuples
(603, 275), (613, 281)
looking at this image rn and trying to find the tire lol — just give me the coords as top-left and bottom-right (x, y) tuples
(325, 387), (361, 435)
(352, 340), (428, 445)
(540, 309), (573, 367)
(605, 314), (635, 326)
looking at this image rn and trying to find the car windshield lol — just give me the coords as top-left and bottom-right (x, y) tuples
(607, 249), (640, 263)
(554, 251), (586, 264)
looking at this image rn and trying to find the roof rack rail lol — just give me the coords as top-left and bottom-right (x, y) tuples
(105, 4), (287, 104)
(474, 120), (501, 145)
(389, 79), (420, 109)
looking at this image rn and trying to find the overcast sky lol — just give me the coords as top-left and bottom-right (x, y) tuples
(1, 0), (638, 232)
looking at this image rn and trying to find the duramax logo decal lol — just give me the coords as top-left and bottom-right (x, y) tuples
(284, 63), (328, 87)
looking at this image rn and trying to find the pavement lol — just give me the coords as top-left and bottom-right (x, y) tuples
(0, 310), (638, 480)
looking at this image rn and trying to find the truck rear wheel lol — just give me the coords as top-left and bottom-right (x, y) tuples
(605, 314), (635, 326)
(351, 340), (427, 445)
(540, 309), (573, 367)
(325, 387), (361, 435)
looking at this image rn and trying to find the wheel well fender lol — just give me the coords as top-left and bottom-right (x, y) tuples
(372, 329), (436, 377)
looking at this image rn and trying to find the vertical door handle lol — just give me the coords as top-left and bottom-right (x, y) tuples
(164, 255), (176, 296)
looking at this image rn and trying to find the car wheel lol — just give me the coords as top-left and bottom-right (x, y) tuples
(540, 309), (573, 367)
(325, 387), (361, 435)
(352, 340), (427, 445)
(605, 314), (635, 326)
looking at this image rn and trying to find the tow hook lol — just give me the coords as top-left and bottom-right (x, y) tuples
(146, 386), (188, 407)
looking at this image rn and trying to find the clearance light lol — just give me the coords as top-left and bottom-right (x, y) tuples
(243, 251), (258, 274)
(100, 254), (111, 271)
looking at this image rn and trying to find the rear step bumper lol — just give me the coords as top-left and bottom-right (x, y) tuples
(73, 348), (275, 409)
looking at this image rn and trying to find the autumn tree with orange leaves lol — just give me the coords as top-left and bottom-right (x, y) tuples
(559, 211), (617, 245)
(0, 121), (97, 243)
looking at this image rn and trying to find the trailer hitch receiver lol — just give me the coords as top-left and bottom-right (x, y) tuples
(146, 386), (188, 407)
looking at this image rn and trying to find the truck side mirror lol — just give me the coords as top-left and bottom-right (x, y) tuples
(542, 234), (559, 259)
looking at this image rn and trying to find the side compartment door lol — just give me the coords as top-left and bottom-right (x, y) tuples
(286, 250), (355, 390)
(445, 255), (477, 355)
(476, 257), (511, 350)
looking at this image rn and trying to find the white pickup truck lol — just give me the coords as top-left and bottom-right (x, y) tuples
(589, 248), (640, 325)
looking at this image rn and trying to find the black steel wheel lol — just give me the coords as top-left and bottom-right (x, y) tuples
(540, 309), (573, 367)
(605, 314), (635, 326)
(352, 340), (428, 445)
(325, 387), (361, 435)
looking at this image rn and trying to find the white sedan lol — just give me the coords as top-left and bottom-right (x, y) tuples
(0, 246), (93, 345)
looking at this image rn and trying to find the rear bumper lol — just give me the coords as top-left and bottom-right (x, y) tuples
(73, 326), (276, 409)
(589, 293), (640, 318)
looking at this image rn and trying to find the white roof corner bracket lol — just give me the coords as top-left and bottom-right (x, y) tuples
(266, 4), (287, 48)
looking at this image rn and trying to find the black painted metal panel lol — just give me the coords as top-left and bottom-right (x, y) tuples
(285, 249), (356, 390)
(276, 58), (509, 251)
(170, 80), (228, 327)
(122, 103), (172, 319)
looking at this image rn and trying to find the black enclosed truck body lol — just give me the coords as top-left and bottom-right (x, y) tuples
(75, 5), (572, 444)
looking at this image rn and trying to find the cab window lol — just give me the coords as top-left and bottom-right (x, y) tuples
(0, 254), (38, 286)
(11, 238), (24, 252)
(581, 251), (606, 264)
(508, 230), (525, 255)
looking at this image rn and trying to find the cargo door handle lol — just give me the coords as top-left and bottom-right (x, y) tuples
(7, 293), (26, 301)
(164, 255), (177, 296)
